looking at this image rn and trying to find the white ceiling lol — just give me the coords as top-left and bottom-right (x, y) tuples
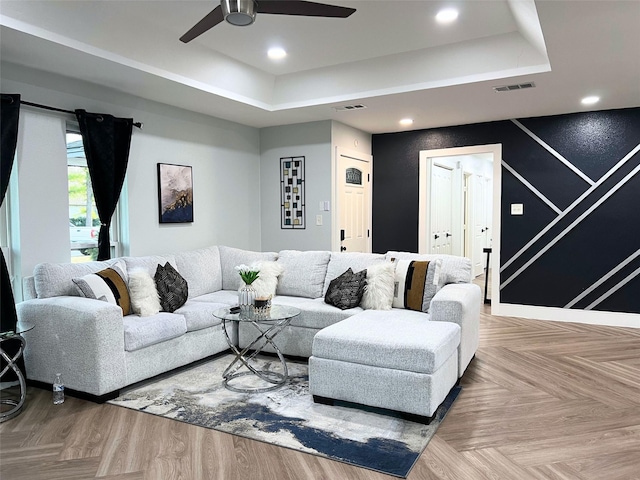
(1, 0), (638, 133)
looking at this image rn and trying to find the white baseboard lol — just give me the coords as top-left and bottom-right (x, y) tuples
(492, 303), (640, 329)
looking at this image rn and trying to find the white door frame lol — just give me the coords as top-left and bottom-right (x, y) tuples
(419, 144), (502, 308)
(332, 147), (373, 253)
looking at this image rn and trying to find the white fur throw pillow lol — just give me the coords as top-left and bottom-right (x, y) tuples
(238, 261), (284, 298)
(128, 269), (162, 316)
(361, 261), (395, 310)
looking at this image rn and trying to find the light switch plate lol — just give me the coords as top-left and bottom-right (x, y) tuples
(316, 215), (323, 226)
(511, 203), (524, 215)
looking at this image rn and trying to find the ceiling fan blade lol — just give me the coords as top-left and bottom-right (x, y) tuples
(180, 6), (225, 43)
(256, 1), (356, 18)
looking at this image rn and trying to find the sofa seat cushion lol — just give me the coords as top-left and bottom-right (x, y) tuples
(123, 312), (187, 352)
(190, 290), (239, 306)
(276, 250), (331, 298)
(272, 296), (361, 329)
(312, 310), (460, 374)
(174, 300), (227, 332)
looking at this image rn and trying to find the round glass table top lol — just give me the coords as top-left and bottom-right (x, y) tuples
(213, 305), (300, 322)
(0, 322), (34, 339)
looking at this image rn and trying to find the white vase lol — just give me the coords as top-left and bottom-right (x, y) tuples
(238, 283), (256, 314)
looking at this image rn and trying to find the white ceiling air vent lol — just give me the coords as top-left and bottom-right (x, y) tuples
(493, 82), (536, 93)
(334, 104), (368, 111)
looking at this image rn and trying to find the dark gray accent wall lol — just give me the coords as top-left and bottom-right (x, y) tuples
(372, 107), (640, 314)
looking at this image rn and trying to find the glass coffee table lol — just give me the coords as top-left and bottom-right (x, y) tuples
(214, 305), (300, 393)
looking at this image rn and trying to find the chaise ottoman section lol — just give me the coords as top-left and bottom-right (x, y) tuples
(308, 310), (460, 418)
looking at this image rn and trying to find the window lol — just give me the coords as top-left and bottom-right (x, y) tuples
(66, 128), (122, 262)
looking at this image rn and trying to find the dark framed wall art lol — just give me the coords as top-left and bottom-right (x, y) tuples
(157, 163), (194, 223)
(280, 156), (305, 229)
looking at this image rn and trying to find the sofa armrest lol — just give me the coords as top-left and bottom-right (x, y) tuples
(430, 283), (480, 377)
(17, 296), (126, 396)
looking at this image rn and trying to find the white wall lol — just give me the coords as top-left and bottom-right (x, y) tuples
(331, 121), (372, 155)
(259, 121), (332, 252)
(1, 63), (261, 292)
(259, 120), (372, 252)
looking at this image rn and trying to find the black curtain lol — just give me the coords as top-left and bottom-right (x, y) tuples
(75, 110), (133, 260)
(1, 93), (20, 334)
(1, 93), (24, 381)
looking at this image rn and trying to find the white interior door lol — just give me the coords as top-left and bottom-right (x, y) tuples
(337, 152), (371, 253)
(471, 174), (487, 276)
(430, 163), (453, 255)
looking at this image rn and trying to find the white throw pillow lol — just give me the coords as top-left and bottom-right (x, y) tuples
(238, 261), (284, 299)
(128, 269), (161, 317)
(361, 262), (395, 310)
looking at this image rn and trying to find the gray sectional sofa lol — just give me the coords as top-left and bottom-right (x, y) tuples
(17, 245), (480, 416)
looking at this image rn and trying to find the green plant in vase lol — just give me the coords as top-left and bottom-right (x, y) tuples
(235, 264), (260, 285)
(235, 264), (260, 313)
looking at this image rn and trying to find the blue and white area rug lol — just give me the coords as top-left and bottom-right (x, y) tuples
(109, 354), (460, 478)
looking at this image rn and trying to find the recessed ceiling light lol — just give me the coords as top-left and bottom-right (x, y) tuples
(581, 95), (600, 105)
(436, 8), (459, 24)
(268, 47), (287, 60)
(399, 118), (414, 126)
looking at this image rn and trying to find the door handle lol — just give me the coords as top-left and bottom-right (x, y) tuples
(340, 229), (345, 242)
(446, 233), (452, 238)
(340, 246), (347, 252)
(434, 234), (440, 240)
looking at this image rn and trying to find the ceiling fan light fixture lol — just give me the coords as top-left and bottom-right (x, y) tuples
(221, 0), (257, 26)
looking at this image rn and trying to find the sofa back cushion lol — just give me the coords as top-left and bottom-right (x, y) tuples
(34, 259), (123, 299)
(322, 251), (386, 295)
(173, 246), (222, 298)
(123, 255), (177, 278)
(276, 250), (331, 298)
(385, 251), (472, 285)
(219, 246), (278, 290)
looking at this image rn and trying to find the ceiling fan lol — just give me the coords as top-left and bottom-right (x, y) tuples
(180, 0), (356, 43)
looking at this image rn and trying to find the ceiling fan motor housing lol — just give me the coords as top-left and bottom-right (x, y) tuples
(221, 0), (257, 26)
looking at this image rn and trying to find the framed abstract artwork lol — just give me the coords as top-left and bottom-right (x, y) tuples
(280, 156), (305, 229)
(157, 163), (194, 223)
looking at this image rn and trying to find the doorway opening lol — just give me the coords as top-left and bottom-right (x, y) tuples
(418, 144), (500, 283)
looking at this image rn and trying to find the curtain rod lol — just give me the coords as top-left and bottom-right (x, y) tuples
(1, 95), (143, 129)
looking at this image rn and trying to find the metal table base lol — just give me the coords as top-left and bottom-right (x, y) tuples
(1, 334), (27, 423)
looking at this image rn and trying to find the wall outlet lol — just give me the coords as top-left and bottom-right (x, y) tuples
(316, 215), (323, 226)
(511, 203), (524, 215)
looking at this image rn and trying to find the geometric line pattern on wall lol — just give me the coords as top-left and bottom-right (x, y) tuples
(586, 265), (640, 310)
(511, 119), (595, 185)
(502, 160), (562, 214)
(501, 143), (640, 273)
(280, 156), (306, 229)
(565, 249), (640, 308)
(500, 159), (640, 290)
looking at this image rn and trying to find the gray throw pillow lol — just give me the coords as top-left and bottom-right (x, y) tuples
(154, 262), (188, 313)
(324, 268), (367, 310)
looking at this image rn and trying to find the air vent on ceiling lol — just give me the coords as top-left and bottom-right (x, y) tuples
(493, 82), (536, 92)
(334, 104), (368, 111)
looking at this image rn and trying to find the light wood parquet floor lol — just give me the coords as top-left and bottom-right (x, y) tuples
(2, 277), (639, 480)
